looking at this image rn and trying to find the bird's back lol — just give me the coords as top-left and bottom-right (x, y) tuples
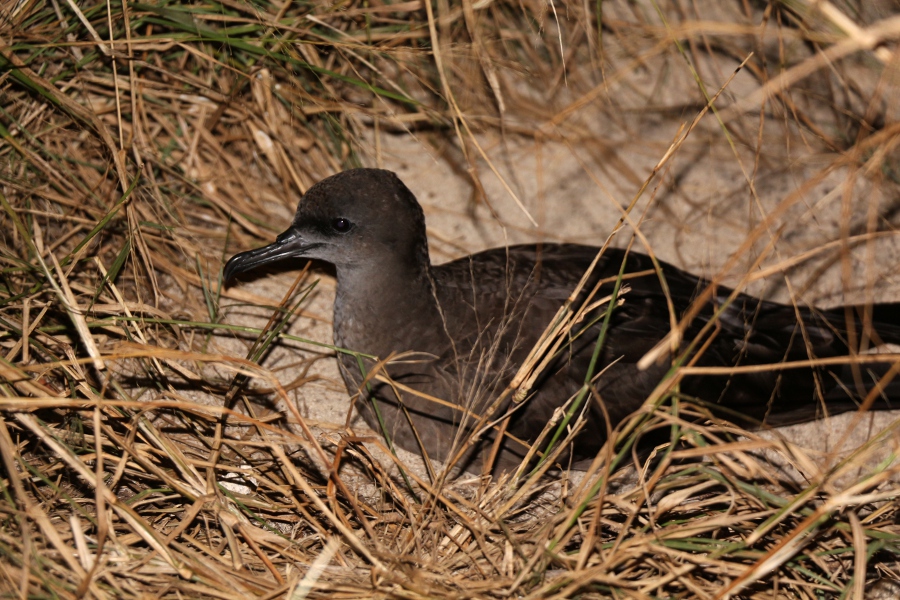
(429, 244), (697, 469)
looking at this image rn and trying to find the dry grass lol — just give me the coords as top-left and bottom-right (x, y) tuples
(2, 0), (900, 597)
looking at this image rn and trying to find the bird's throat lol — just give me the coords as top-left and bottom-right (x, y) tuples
(331, 261), (448, 361)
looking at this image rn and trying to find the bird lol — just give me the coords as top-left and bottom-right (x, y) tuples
(224, 168), (900, 475)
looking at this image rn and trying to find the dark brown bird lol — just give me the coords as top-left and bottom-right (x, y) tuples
(224, 168), (900, 474)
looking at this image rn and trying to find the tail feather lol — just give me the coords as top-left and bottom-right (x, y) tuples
(802, 362), (900, 424)
(829, 302), (900, 347)
(815, 302), (900, 415)
(689, 300), (900, 427)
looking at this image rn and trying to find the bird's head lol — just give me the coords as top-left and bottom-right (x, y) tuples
(223, 168), (429, 282)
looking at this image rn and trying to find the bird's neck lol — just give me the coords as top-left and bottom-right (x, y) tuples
(332, 257), (449, 359)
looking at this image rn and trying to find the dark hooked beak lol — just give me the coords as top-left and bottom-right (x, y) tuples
(223, 227), (318, 283)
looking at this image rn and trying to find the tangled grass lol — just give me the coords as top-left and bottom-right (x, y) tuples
(2, 0), (900, 597)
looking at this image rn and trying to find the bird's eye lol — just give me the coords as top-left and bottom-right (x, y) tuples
(331, 218), (352, 233)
